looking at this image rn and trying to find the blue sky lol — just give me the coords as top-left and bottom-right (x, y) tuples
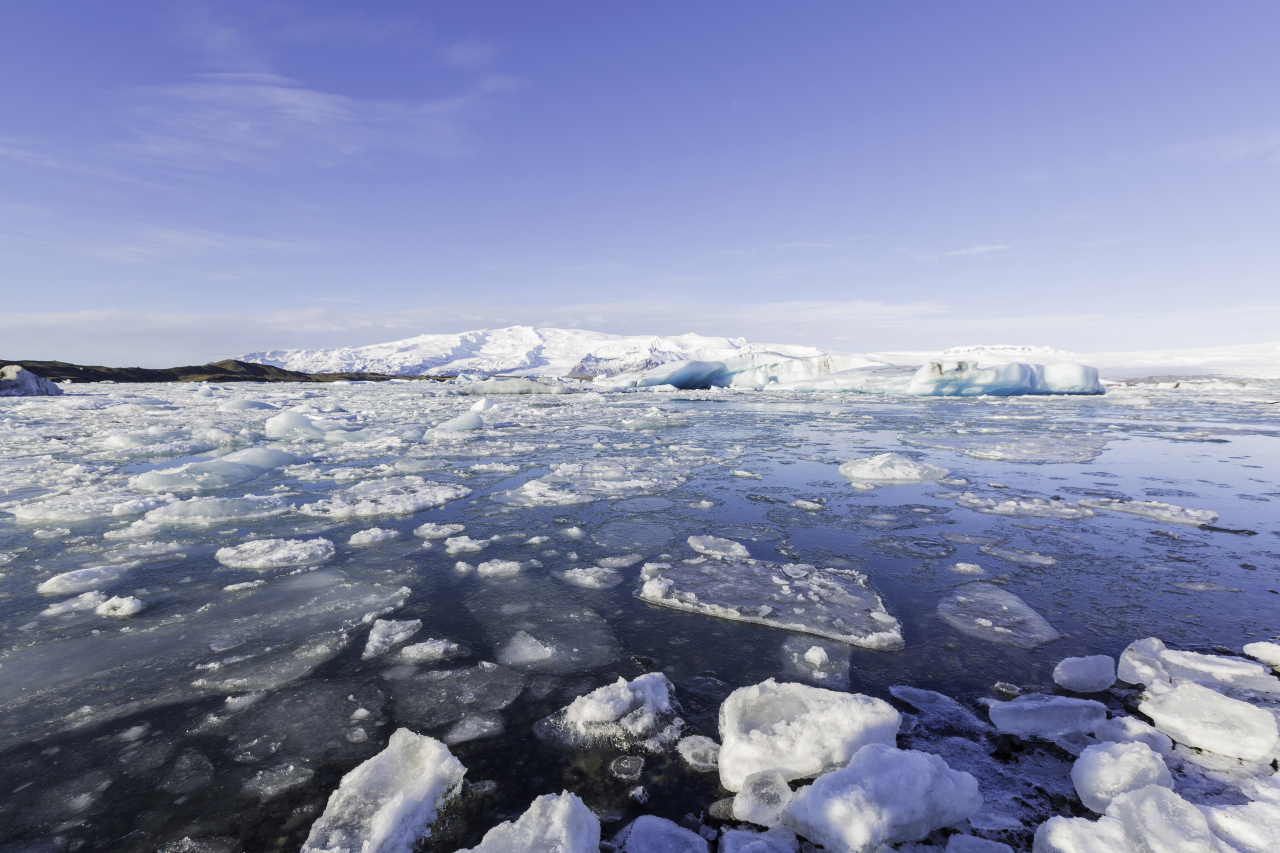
(2, 1), (1278, 365)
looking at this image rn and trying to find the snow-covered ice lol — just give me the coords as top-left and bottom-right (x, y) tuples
(1054, 655), (1117, 693)
(215, 537), (335, 569)
(1138, 681), (1279, 761)
(457, 791), (599, 853)
(838, 452), (948, 484)
(1070, 742), (1172, 814)
(534, 672), (680, 750)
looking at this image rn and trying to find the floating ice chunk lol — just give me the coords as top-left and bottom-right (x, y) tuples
(907, 360), (1102, 396)
(718, 679), (900, 791)
(781, 743), (983, 853)
(1093, 716), (1173, 755)
(791, 500), (824, 511)
(619, 408), (689, 430)
(735, 770), (793, 827)
(457, 377), (569, 396)
(37, 564), (130, 594)
(131, 459), (274, 493)
(469, 398), (495, 411)
(678, 735), (720, 772)
(956, 494), (1095, 520)
(1054, 656), (1117, 693)
(611, 816), (708, 852)
(1032, 815), (1132, 853)
(363, 619), (422, 659)
(477, 559), (523, 577)
(391, 664), (525, 731)
(1202, 801), (1280, 853)
(889, 687), (988, 733)
(1138, 681), (1279, 761)
(95, 595), (145, 617)
(688, 535), (751, 559)
(398, 639), (463, 665)
(458, 791), (599, 853)
(952, 562), (986, 574)
(499, 631), (555, 664)
(978, 544), (1056, 566)
(445, 535), (490, 554)
(301, 478), (471, 519)
(42, 591), (108, 616)
(1118, 637), (1280, 692)
(0, 364), (63, 396)
(1072, 742), (1172, 815)
(1243, 641), (1280, 668)
(937, 583), (1061, 649)
(443, 713), (504, 746)
(804, 646), (828, 667)
(838, 452), (948, 484)
(349, 527), (401, 546)
(555, 566), (624, 589)
(1078, 498), (1218, 526)
(218, 399), (278, 412)
(244, 763), (314, 801)
(638, 561), (902, 651)
(301, 729), (465, 853)
(598, 553), (643, 568)
(1105, 784), (1212, 853)
(266, 412), (327, 440)
(414, 522), (465, 540)
(146, 495), (293, 525)
(535, 672), (678, 750)
(719, 826), (800, 853)
(491, 480), (593, 507)
(987, 694), (1108, 740)
(215, 538), (335, 570)
(904, 431), (1112, 464)
(435, 411), (484, 431)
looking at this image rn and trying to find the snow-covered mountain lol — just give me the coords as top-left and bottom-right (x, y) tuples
(240, 326), (1280, 381)
(240, 326), (827, 377)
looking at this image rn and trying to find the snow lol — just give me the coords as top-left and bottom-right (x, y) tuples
(780, 744), (983, 853)
(95, 595), (145, 617)
(534, 672), (679, 749)
(1137, 681), (1279, 761)
(987, 694), (1109, 740)
(457, 791), (599, 853)
(1032, 815), (1132, 853)
(1054, 655), (1117, 693)
(838, 453), (948, 484)
(301, 729), (465, 853)
(1202, 802), (1280, 853)
(0, 365), (63, 397)
(349, 527), (401, 546)
(637, 560), (903, 651)
(936, 583), (1061, 649)
(215, 537), (335, 569)
(1071, 742), (1173, 813)
(363, 619), (422, 659)
(719, 827), (800, 853)
(717, 679), (900, 791)
(414, 522), (465, 540)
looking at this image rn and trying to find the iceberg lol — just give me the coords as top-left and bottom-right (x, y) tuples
(907, 360), (1103, 396)
(0, 365), (63, 396)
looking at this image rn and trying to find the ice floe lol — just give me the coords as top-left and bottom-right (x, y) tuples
(937, 583), (1061, 649)
(838, 452), (948, 484)
(534, 672), (680, 750)
(215, 537), (335, 569)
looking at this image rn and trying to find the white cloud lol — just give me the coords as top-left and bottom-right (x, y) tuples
(1157, 129), (1280, 165)
(948, 244), (1009, 256)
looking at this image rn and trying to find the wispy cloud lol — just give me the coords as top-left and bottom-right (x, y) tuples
(118, 71), (521, 168)
(1157, 129), (1280, 165)
(948, 244), (1009, 256)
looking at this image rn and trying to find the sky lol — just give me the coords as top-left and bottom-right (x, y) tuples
(2, 1), (1278, 366)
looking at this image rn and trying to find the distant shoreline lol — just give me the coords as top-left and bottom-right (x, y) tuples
(1, 358), (447, 384)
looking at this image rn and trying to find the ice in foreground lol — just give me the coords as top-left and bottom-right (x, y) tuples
(638, 561), (903, 650)
(458, 791), (600, 853)
(302, 729), (464, 853)
(781, 743), (983, 853)
(718, 679), (900, 791)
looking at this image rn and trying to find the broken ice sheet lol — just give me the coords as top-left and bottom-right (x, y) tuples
(637, 561), (903, 651)
(391, 663), (525, 732)
(936, 582), (1061, 649)
(0, 570), (409, 750)
(467, 576), (622, 673)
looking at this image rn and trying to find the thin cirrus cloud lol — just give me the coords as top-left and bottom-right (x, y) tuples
(1155, 129), (1280, 165)
(948, 244), (1009, 256)
(117, 71), (523, 168)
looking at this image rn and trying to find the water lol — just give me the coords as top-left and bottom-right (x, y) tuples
(1, 382), (1278, 851)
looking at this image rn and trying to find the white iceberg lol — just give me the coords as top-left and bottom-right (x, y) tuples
(907, 360), (1103, 396)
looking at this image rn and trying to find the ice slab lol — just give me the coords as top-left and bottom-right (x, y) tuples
(1243, 641), (1280, 668)
(391, 663), (525, 732)
(1072, 742), (1172, 814)
(458, 791), (599, 853)
(1105, 784), (1212, 853)
(956, 493), (1095, 520)
(1118, 637), (1280, 693)
(553, 566), (624, 589)
(1202, 801), (1280, 853)
(611, 815), (709, 852)
(901, 431), (1112, 464)
(37, 564), (130, 594)
(300, 477), (471, 518)
(443, 713), (504, 745)
(688, 534), (752, 559)
(215, 537), (335, 570)
(534, 672), (680, 750)
(1138, 681), (1279, 761)
(937, 583), (1061, 649)
(718, 679), (900, 791)
(908, 360), (1102, 396)
(1078, 498), (1218, 526)
(781, 744), (983, 853)
(987, 694), (1108, 740)
(978, 545), (1057, 566)
(414, 522), (465, 540)
(363, 619), (422, 659)
(146, 495), (294, 525)
(838, 452), (948, 484)
(1054, 655), (1117, 693)
(0, 571), (408, 750)
(1032, 815), (1132, 853)
(301, 729), (464, 853)
(637, 561), (903, 651)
